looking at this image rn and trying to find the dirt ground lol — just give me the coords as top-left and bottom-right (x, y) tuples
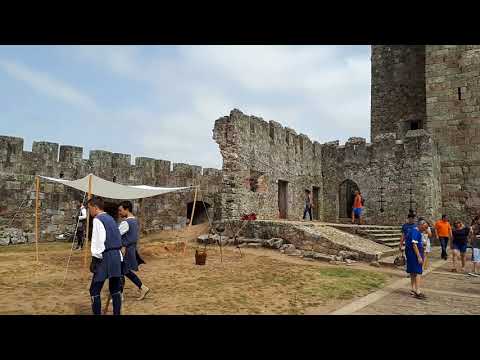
(0, 224), (395, 315)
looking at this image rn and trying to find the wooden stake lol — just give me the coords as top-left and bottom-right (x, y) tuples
(83, 174), (93, 270)
(34, 176), (40, 263)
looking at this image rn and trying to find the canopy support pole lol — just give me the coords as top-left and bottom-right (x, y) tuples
(35, 176), (40, 263)
(189, 185), (198, 228)
(83, 174), (93, 271)
(139, 198), (145, 235)
(184, 185), (199, 255)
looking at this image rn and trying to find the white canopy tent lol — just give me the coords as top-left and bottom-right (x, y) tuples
(39, 174), (192, 199)
(33, 173), (198, 266)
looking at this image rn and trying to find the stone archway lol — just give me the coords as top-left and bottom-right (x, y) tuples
(338, 179), (360, 219)
(187, 201), (211, 225)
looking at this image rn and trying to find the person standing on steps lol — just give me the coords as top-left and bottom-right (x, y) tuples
(303, 189), (313, 221)
(88, 196), (123, 315)
(435, 214), (452, 260)
(451, 220), (472, 273)
(405, 219), (428, 299)
(118, 201), (150, 300)
(351, 190), (364, 225)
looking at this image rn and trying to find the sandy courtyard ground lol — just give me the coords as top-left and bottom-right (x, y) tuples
(0, 224), (394, 315)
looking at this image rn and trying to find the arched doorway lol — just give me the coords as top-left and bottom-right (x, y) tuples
(338, 180), (360, 219)
(187, 201), (211, 225)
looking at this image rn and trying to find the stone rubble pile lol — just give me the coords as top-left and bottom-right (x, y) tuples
(196, 234), (360, 265)
(0, 228), (35, 245)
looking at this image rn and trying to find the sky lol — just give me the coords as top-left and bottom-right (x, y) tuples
(0, 46), (371, 170)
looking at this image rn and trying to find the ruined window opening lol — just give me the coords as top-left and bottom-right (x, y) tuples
(458, 87), (462, 100)
(285, 133), (289, 145)
(112, 175), (117, 183)
(269, 124), (275, 143)
(410, 120), (419, 130)
(250, 122), (255, 133)
(299, 139), (303, 153)
(187, 201), (211, 225)
(248, 177), (258, 192)
(59, 171), (64, 179)
(247, 170), (265, 192)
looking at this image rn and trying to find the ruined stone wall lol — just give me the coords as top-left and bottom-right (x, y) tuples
(213, 109), (323, 221)
(0, 135), (222, 244)
(321, 131), (442, 225)
(371, 45), (426, 141)
(214, 109), (441, 226)
(425, 45), (480, 220)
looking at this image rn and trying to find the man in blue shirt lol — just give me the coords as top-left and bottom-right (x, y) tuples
(405, 219), (428, 299)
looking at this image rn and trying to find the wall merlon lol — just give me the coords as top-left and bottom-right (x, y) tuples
(172, 163), (202, 178)
(32, 141), (59, 162)
(59, 145), (83, 163)
(112, 153), (131, 168)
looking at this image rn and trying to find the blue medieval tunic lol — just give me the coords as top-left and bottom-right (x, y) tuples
(93, 213), (123, 282)
(121, 217), (140, 273)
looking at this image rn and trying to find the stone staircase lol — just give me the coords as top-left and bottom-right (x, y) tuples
(357, 227), (402, 248)
(329, 224), (402, 249)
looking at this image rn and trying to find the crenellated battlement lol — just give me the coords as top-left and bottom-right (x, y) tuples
(0, 135), (221, 184)
(0, 134), (223, 244)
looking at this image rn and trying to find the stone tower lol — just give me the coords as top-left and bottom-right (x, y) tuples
(371, 45), (426, 142)
(372, 45), (480, 220)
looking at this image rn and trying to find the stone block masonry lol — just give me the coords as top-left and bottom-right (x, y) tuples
(373, 45), (480, 221)
(0, 135), (222, 244)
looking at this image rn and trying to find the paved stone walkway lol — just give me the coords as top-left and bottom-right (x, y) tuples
(331, 248), (480, 315)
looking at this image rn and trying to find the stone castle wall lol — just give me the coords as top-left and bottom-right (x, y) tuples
(0, 135), (222, 244)
(213, 109), (323, 221)
(213, 109), (442, 226)
(321, 131), (442, 225)
(372, 45), (480, 221)
(425, 45), (480, 220)
(371, 45), (426, 142)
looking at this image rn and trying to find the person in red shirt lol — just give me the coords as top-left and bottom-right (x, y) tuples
(351, 191), (364, 225)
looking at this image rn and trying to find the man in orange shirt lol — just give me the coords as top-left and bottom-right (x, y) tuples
(435, 214), (453, 260)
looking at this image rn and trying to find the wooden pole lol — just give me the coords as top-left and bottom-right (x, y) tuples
(189, 185), (198, 228)
(34, 176), (40, 263)
(83, 174), (93, 269)
(183, 185), (199, 255)
(139, 198), (144, 235)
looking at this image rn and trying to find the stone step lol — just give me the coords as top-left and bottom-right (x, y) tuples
(375, 238), (400, 244)
(367, 233), (401, 238)
(361, 229), (402, 234)
(378, 241), (400, 248)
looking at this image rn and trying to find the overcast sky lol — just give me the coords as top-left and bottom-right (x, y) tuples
(0, 46), (371, 169)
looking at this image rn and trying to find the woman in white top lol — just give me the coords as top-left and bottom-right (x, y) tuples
(420, 219), (433, 270)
